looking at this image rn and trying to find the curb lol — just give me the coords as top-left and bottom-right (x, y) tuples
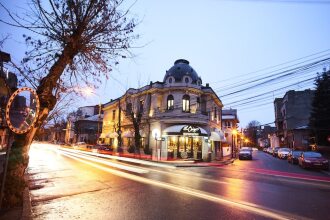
(175, 158), (235, 167)
(21, 175), (31, 220)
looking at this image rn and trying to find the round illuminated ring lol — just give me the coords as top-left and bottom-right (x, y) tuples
(5, 87), (40, 134)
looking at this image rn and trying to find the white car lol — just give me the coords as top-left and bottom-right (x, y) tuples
(277, 148), (290, 159)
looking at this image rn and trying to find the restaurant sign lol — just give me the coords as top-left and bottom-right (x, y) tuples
(181, 125), (201, 136)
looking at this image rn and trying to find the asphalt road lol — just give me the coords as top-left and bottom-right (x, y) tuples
(28, 143), (330, 220)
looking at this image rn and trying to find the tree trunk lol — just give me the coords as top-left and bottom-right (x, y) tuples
(3, 44), (78, 207)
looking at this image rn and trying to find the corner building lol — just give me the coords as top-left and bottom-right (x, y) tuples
(101, 59), (225, 161)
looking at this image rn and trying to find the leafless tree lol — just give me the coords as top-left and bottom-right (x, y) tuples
(0, 0), (138, 207)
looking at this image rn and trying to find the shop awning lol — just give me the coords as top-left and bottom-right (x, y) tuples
(210, 129), (226, 142)
(106, 132), (118, 138)
(163, 125), (208, 136)
(122, 130), (134, 138)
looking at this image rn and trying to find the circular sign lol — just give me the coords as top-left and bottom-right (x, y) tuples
(5, 87), (40, 134)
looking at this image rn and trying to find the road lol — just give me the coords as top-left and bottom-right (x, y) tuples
(28, 143), (330, 220)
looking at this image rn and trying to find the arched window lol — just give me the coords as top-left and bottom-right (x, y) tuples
(182, 94), (190, 112)
(169, 78), (173, 83)
(167, 95), (174, 110)
(184, 77), (189, 83)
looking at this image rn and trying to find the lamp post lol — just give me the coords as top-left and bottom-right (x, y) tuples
(82, 87), (102, 144)
(232, 129), (237, 158)
(152, 128), (160, 161)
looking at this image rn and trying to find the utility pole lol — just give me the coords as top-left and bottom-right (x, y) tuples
(117, 99), (122, 151)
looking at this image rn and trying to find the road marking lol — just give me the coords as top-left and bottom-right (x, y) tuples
(321, 170), (330, 176)
(58, 149), (149, 174)
(217, 166), (330, 183)
(60, 151), (305, 220)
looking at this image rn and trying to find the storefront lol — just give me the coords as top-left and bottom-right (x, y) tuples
(209, 128), (226, 159)
(162, 125), (208, 160)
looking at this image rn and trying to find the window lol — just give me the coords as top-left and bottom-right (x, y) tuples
(169, 78), (173, 83)
(184, 77), (189, 83)
(225, 121), (231, 128)
(167, 95), (174, 110)
(197, 97), (200, 109)
(126, 103), (132, 115)
(214, 107), (217, 121)
(182, 94), (190, 112)
(112, 110), (116, 120)
(139, 100), (144, 112)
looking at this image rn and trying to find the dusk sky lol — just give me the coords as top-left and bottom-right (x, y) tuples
(1, 0), (330, 127)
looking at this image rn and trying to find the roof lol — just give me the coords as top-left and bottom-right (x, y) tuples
(163, 59), (201, 84)
(79, 114), (104, 122)
(222, 115), (236, 120)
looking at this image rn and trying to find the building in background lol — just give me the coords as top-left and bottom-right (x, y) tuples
(102, 59), (225, 161)
(274, 89), (314, 150)
(221, 109), (239, 157)
(257, 125), (276, 148)
(64, 105), (103, 144)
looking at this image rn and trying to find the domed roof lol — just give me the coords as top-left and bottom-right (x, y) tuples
(163, 59), (202, 84)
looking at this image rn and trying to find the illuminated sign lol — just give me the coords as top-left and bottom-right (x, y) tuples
(181, 125), (201, 136)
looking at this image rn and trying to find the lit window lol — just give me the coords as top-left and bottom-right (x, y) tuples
(182, 95), (190, 112)
(167, 95), (174, 110)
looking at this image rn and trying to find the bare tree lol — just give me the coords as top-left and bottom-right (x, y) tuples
(245, 120), (261, 146)
(0, 0), (138, 207)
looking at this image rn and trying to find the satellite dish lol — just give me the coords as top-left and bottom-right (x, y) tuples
(5, 87), (40, 134)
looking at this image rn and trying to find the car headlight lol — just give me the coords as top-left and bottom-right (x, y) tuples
(304, 160), (311, 163)
(323, 160), (329, 163)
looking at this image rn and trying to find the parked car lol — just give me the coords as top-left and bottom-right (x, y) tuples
(298, 151), (329, 170)
(277, 148), (290, 159)
(239, 149), (252, 160)
(272, 147), (280, 157)
(263, 147), (268, 152)
(72, 142), (87, 149)
(266, 147), (273, 154)
(95, 144), (113, 154)
(252, 147), (258, 151)
(241, 147), (252, 152)
(287, 150), (303, 164)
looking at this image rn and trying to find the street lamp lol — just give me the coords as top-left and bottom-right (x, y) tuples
(244, 138), (249, 147)
(152, 128), (160, 161)
(82, 87), (102, 144)
(232, 129), (237, 158)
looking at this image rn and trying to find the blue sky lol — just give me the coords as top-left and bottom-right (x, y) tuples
(1, 0), (330, 127)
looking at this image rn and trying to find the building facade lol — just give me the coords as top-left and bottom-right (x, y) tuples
(221, 109), (239, 157)
(274, 89), (314, 150)
(65, 105), (103, 144)
(101, 59), (225, 161)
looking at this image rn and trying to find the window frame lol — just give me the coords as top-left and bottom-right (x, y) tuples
(182, 94), (190, 112)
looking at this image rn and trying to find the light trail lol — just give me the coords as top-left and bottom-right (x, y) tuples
(58, 147), (176, 169)
(57, 148), (305, 220)
(58, 148), (149, 174)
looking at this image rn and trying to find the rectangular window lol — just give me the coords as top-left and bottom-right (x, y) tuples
(112, 110), (116, 120)
(214, 107), (217, 121)
(182, 99), (190, 112)
(139, 100), (144, 112)
(167, 99), (174, 110)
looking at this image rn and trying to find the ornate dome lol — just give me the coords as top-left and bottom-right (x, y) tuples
(163, 59), (202, 85)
